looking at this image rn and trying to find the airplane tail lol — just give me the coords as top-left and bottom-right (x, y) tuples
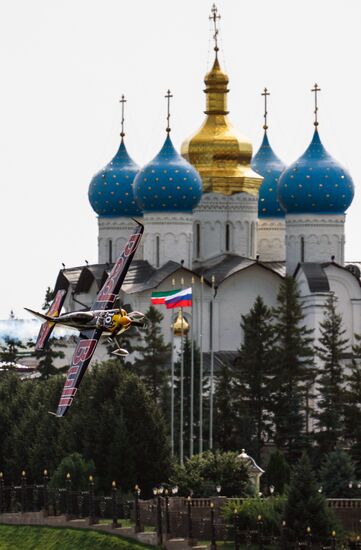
(26, 289), (67, 351)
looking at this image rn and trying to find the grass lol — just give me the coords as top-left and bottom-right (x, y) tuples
(0, 525), (157, 550)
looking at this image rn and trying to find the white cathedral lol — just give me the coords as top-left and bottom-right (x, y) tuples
(54, 14), (359, 364)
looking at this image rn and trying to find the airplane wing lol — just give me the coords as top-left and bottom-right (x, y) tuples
(55, 220), (144, 417)
(55, 327), (102, 417)
(92, 220), (144, 311)
(34, 289), (67, 350)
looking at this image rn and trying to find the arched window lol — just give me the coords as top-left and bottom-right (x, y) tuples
(108, 239), (113, 264)
(300, 236), (305, 262)
(195, 223), (201, 259)
(225, 222), (231, 252)
(156, 235), (160, 268)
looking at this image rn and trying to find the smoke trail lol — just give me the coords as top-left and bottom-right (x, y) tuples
(0, 319), (74, 343)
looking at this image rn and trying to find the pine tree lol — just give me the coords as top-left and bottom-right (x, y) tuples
(214, 360), (238, 451)
(319, 448), (355, 498)
(132, 305), (171, 402)
(0, 336), (26, 368)
(234, 296), (276, 463)
(272, 277), (315, 461)
(344, 333), (361, 475)
(265, 448), (290, 494)
(315, 294), (348, 453)
(285, 452), (335, 538)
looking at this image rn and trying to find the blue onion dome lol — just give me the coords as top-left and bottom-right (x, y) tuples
(277, 129), (354, 214)
(88, 139), (142, 217)
(252, 133), (286, 218)
(133, 134), (202, 213)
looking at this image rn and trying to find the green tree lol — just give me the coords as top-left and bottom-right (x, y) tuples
(284, 452), (337, 538)
(171, 450), (251, 497)
(0, 337), (26, 368)
(42, 287), (54, 311)
(50, 453), (95, 491)
(272, 277), (315, 461)
(132, 306), (171, 402)
(234, 296), (275, 463)
(214, 360), (238, 452)
(344, 333), (361, 475)
(265, 448), (290, 495)
(319, 448), (355, 498)
(315, 294), (348, 453)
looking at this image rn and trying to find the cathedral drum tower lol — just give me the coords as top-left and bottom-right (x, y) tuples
(181, 6), (263, 264)
(277, 84), (354, 274)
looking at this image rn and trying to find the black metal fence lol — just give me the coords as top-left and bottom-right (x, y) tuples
(1, 475), (361, 548)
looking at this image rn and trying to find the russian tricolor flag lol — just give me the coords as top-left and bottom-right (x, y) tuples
(165, 288), (192, 309)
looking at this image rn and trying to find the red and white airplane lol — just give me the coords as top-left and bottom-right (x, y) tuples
(25, 220), (145, 417)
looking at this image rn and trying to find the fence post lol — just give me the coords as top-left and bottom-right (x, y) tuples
(0, 473), (3, 514)
(165, 489), (170, 537)
(233, 509), (240, 550)
(21, 470), (27, 513)
(280, 520), (287, 549)
(134, 485), (141, 533)
(65, 473), (72, 520)
(88, 475), (95, 525)
(43, 470), (49, 517)
(331, 530), (336, 550)
(111, 481), (118, 529)
(306, 526), (312, 549)
(187, 496), (194, 546)
(257, 515), (263, 550)
(155, 489), (163, 546)
(210, 502), (217, 550)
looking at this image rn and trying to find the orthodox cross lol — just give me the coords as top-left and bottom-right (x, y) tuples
(209, 4), (221, 53)
(119, 94), (127, 138)
(311, 83), (321, 127)
(262, 87), (270, 131)
(165, 89), (173, 134)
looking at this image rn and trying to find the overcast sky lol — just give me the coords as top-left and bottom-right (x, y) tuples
(0, 0), (360, 319)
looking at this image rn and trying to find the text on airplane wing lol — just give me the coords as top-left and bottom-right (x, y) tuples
(35, 289), (67, 350)
(92, 222), (143, 311)
(56, 328), (102, 417)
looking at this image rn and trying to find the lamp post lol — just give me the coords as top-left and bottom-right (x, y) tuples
(66, 473), (71, 520)
(233, 509), (240, 550)
(134, 484), (141, 533)
(171, 485), (179, 496)
(88, 475), (95, 525)
(153, 487), (163, 545)
(187, 495), (194, 546)
(257, 514), (263, 550)
(216, 484), (221, 496)
(0, 472), (3, 514)
(164, 489), (170, 537)
(21, 470), (27, 513)
(111, 481), (118, 528)
(43, 469), (49, 517)
(306, 526), (312, 549)
(269, 485), (274, 496)
(280, 520), (287, 549)
(210, 502), (217, 550)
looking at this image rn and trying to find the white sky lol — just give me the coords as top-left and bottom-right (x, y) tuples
(0, 0), (360, 319)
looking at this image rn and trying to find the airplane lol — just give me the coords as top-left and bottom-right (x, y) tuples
(25, 220), (145, 417)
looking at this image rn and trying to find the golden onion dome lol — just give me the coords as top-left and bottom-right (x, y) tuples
(181, 56), (263, 196)
(172, 309), (190, 336)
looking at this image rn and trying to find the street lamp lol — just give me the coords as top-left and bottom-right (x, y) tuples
(134, 484), (141, 533)
(318, 486), (323, 494)
(216, 484), (221, 495)
(349, 481), (353, 489)
(269, 485), (275, 496)
(172, 485), (179, 496)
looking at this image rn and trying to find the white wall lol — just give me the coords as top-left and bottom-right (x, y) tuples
(257, 218), (285, 261)
(98, 217), (144, 264)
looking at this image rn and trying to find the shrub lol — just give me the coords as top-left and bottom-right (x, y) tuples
(221, 496), (286, 536)
(49, 452), (95, 491)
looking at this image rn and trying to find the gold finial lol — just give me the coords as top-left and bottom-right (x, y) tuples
(261, 88), (270, 131)
(119, 95), (127, 139)
(173, 309), (190, 336)
(209, 4), (221, 54)
(311, 83), (321, 127)
(165, 89), (173, 134)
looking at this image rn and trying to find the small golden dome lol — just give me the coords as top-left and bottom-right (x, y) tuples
(181, 56), (262, 196)
(172, 310), (189, 336)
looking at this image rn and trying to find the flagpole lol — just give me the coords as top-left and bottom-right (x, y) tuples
(209, 274), (215, 450)
(190, 276), (195, 458)
(180, 277), (184, 465)
(199, 275), (204, 454)
(170, 278), (175, 457)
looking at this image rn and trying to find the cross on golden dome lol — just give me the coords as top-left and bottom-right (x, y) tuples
(311, 83), (321, 127)
(119, 94), (127, 138)
(209, 4), (221, 54)
(165, 89), (173, 134)
(261, 88), (270, 131)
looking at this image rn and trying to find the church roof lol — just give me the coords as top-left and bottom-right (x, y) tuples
(277, 129), (354, 215)
(194, 254), (285, 282)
